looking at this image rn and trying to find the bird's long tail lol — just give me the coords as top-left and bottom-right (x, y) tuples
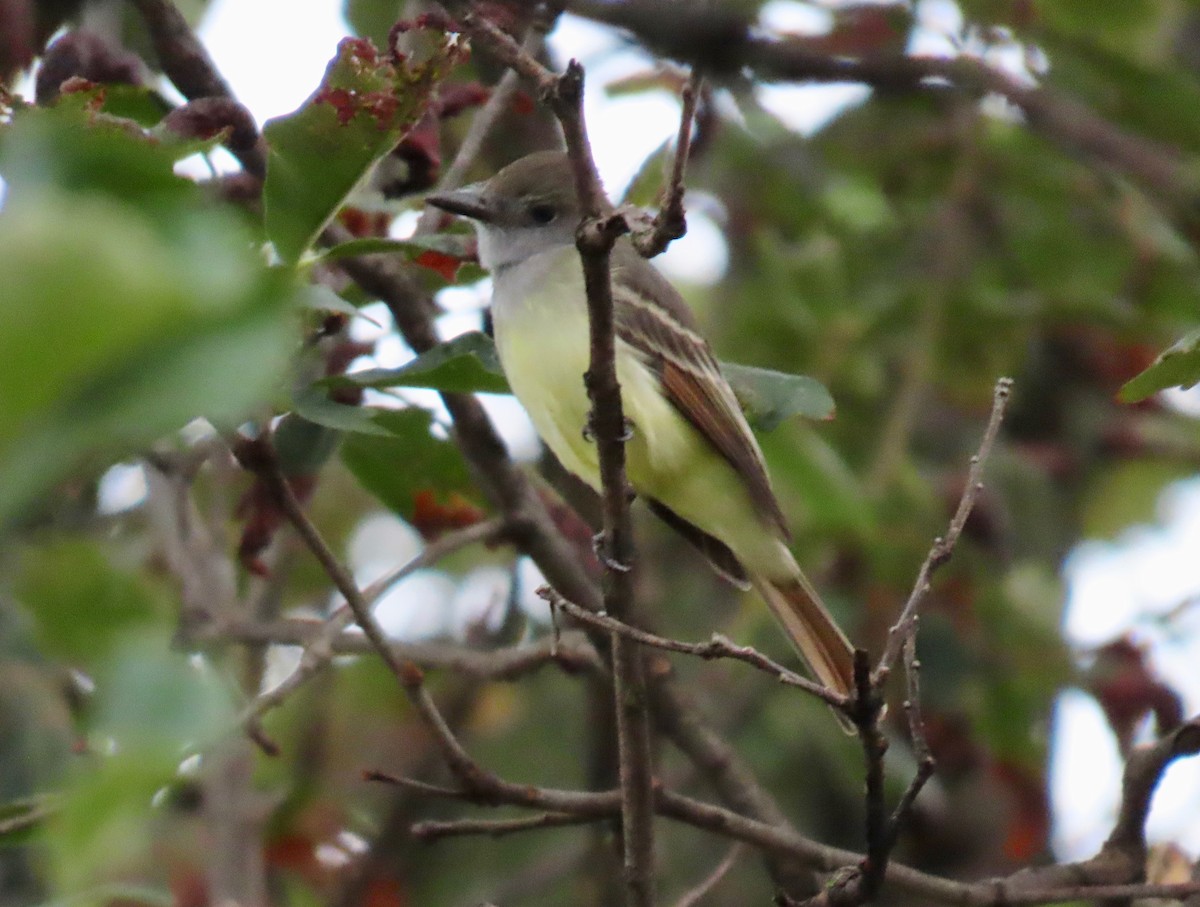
(753, 571), (856, 703)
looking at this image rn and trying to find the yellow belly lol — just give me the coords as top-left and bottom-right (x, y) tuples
(491, 247), (793, 579)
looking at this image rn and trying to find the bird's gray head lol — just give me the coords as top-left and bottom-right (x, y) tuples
(425, 150), (584, 270)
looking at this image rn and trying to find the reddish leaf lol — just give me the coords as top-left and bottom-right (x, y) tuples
(236, 473), (318, 575)
(534, 484), (603, 581)
(991, 760), (1050, 862)
(169, 867), (208, 907)
(266, 833), (321, 876)
(414, 248), (462, 281)
(35, 29), (143, 103)
(437, 82), (490, 118)
(0, 0), (35, 81)
(363, 877), (409, 907)
(510, 90), (535, 115)
(410, 489), (485, 540)
(1087, 637), (1184, 753)
(337, 206), (392, 238)
(161, 97), (258, 152)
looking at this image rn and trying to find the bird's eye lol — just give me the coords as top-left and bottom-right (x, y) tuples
(528, 203), (557, 225)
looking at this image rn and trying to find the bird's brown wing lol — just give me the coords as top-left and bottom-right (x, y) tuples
(610, 244), (789, 540)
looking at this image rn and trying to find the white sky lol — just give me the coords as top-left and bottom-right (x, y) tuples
(20, 0), (1200, 866)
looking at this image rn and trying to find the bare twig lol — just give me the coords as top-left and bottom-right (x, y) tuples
(564, 1), (1195, 215)
(224, 619), (601, 680)
(413, 26), (543, 236)
(875, 377), (1013, 679)
(633, 69), (703, 258)
(130, 0), (266, 178)
(412, 812), (597, 841)
(458, 16), (658, 902)
(0, 798), (54, 837)
(232, 439), (415, 685)
(235, 517), (507, 725)
(672, 843), (742, 907)
(852, 651), (889, 901)
(371, 716), (1200, 905)
(565, 75), (657, 907)
(540, 586), (844, 708)
(888, 632), (935, 852)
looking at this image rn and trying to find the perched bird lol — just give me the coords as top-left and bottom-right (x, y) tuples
(427, 151), (855, 701)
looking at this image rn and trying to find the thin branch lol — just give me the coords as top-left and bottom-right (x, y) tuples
(672, 843), (742, 907)
(373, 723), (1200, 905)
(239, 421), (1200, 907)
(875, 377), (1013, 679)
(458, 16), (658, 902)
(234, 518), (507, 725)
(568, 97), (658, 907)
(0, 799), (54, 837)
(230, 436), (509, 791)
(224, 619), (601, 680)
(564, 1), (1195, 214)
(232, 440), (411, 681)
(540, 586), (844, 708)
(648, 679), (821, 896)
(412, 27), (541, 236)
(853, 651), (889, 901)
(633, 69), (703, 258)
(412, 812), (597, 841)
(130, 0), (266, 178)
(888, 631), (935, 852)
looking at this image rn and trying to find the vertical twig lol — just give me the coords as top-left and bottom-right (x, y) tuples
(456, 13), (660, 901)
(874, 377), (1013, 678)
(552, 62), (658, 907)
(886, 630), (935, 852)
(852, 651), (889, 901)
(634, 69), (704, 258)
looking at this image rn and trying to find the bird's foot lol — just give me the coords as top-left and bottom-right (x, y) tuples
(592, 531), (632, 573)
(581, 417), (635, 443)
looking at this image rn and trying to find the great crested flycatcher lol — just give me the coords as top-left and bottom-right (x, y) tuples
(427, 150), (855, 699)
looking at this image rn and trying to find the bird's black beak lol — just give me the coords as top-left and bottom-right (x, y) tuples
(425, 186), (495, 223)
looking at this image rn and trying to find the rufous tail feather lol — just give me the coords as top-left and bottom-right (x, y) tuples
(753, 573), (856, 731)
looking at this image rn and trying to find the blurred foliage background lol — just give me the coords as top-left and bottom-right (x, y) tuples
(3, 0), (1200, 904)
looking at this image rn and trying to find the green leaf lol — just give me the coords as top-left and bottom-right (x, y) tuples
(0, 104), (195, 205)
(316, 232), (474, 263)
(13, 539), (164, 664)
(0, 795), (54, 847)
(344, 0), (404, 46)
(768, 429), (872, 534)
(49, 634), (234, 895)
(299, 284), (383, 325)
(622, 140), (670, 207)
(722, 362), (836, 430)
(1118, 328), (1200, 402)
(274, 412), (344, 475)
(325, 332), (834, 428)
(0, 107), (298, 523)
(263, 36), (458, 263)
(327, 330), (510, 395)
(1081, 461), (1190, 539)
(55, 83), (173, 128)
(340, 408), (473, 520)
(291, 385), (398, 437)
(93, 636), (234, 752)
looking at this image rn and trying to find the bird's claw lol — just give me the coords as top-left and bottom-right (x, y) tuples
(581, 418), (635, 443)
(592, 531), (632, 573)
